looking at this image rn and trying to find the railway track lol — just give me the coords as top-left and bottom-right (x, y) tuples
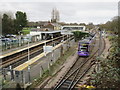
(53, 34), (106, 90)
(73, 36), (106, 89)
(1, 35), (73, 68)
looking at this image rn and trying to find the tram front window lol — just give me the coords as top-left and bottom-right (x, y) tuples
(80, 47), (88, 52)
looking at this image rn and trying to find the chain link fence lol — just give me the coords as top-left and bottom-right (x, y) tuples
(1, 35), (41, 51)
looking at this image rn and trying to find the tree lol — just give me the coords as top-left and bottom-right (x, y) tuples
(72, 31), (89, 41)
(2, 14), (9, 35)
(15, 11), (28, 34)
(86, 22), (94, 30)
(2, 14), (15, 35)
(99, 16), (119, 34)
(2, 14), (13, 35)
(1, 11), (28, 35)
(118, 16), (120, 48)
(90, 37), (120, 88)
(79, 23), (86, 26)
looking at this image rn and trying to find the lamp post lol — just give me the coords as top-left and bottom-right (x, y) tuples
(52, 34), (54, 47)
(18, 25), (22, 46)
(27, 33), (31, 84)
(51, 34), (54, 64)
(27, 32), (30, 60)
(18, 31), (22, 47)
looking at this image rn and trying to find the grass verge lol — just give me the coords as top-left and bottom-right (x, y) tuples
(28, 42), (77, 88)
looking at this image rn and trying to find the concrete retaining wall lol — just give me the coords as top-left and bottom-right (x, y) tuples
(27, 39), (75, 83)
(1, 38), (75, 88)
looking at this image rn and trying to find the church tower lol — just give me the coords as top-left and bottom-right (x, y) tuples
(51, 8), (60, 23)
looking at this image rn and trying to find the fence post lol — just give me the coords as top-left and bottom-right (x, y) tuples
(10, 42), (12, 49)
(40, 66), (42, 77)
(48, 62), (50, 70)
(3, 69), (6, 80)
(21, 71), (23, 83)
(23, 72), (26, 88)
(50, 59), (53, 66)
(5, 42), (7, 50)
(9, 65), (14, 80)
(28, 66), (31, 84)
(40, 66), (44, 77)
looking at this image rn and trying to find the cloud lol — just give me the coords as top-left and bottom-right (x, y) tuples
(0, 0), (119, 2)
(0, 2), (118, 24)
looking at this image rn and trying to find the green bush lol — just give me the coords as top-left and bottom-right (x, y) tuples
(90, 37), (120, 88)
(72, 31), (89, 41)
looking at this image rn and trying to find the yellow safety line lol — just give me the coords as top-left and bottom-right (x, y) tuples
(14, 41), (67, 71)
(14, 52), (45, 71)
(0, 41), (46, 59)
(0, 36), (63, 59)
(14, 42), (65, 71)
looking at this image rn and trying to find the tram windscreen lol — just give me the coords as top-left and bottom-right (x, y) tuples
(80, 47), (88, 52)
(80, 44), (88, 48)
(81, 44), (88, 47)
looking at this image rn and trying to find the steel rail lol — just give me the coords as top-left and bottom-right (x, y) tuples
(54, 35), (105, 90)
(71, 37), (106, 89)
(54, 49), (99, 90)
(1, 36), (74, 68)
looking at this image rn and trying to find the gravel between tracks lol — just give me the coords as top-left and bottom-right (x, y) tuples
(38, 37), (111, 89)
(76, 37), (111, 86)
(41, 51), (78, 88)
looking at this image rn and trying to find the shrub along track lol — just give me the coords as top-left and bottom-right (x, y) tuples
(53, 35), (106, 90)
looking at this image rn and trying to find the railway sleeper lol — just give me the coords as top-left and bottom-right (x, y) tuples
(2, 48), (43, 67)
(61, 85), (70, 89)
(65, 80), (72, 84)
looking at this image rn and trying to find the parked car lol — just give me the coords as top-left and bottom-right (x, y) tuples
(6, 34), (16, 38)
(1, 38), (12, 45)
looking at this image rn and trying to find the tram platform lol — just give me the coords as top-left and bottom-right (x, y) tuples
(13, 41), (66, 71)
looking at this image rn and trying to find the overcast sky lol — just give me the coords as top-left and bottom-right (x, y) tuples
(0, 0), (119, 24)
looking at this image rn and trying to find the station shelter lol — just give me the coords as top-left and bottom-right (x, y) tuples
(30, 30), (62, 42)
